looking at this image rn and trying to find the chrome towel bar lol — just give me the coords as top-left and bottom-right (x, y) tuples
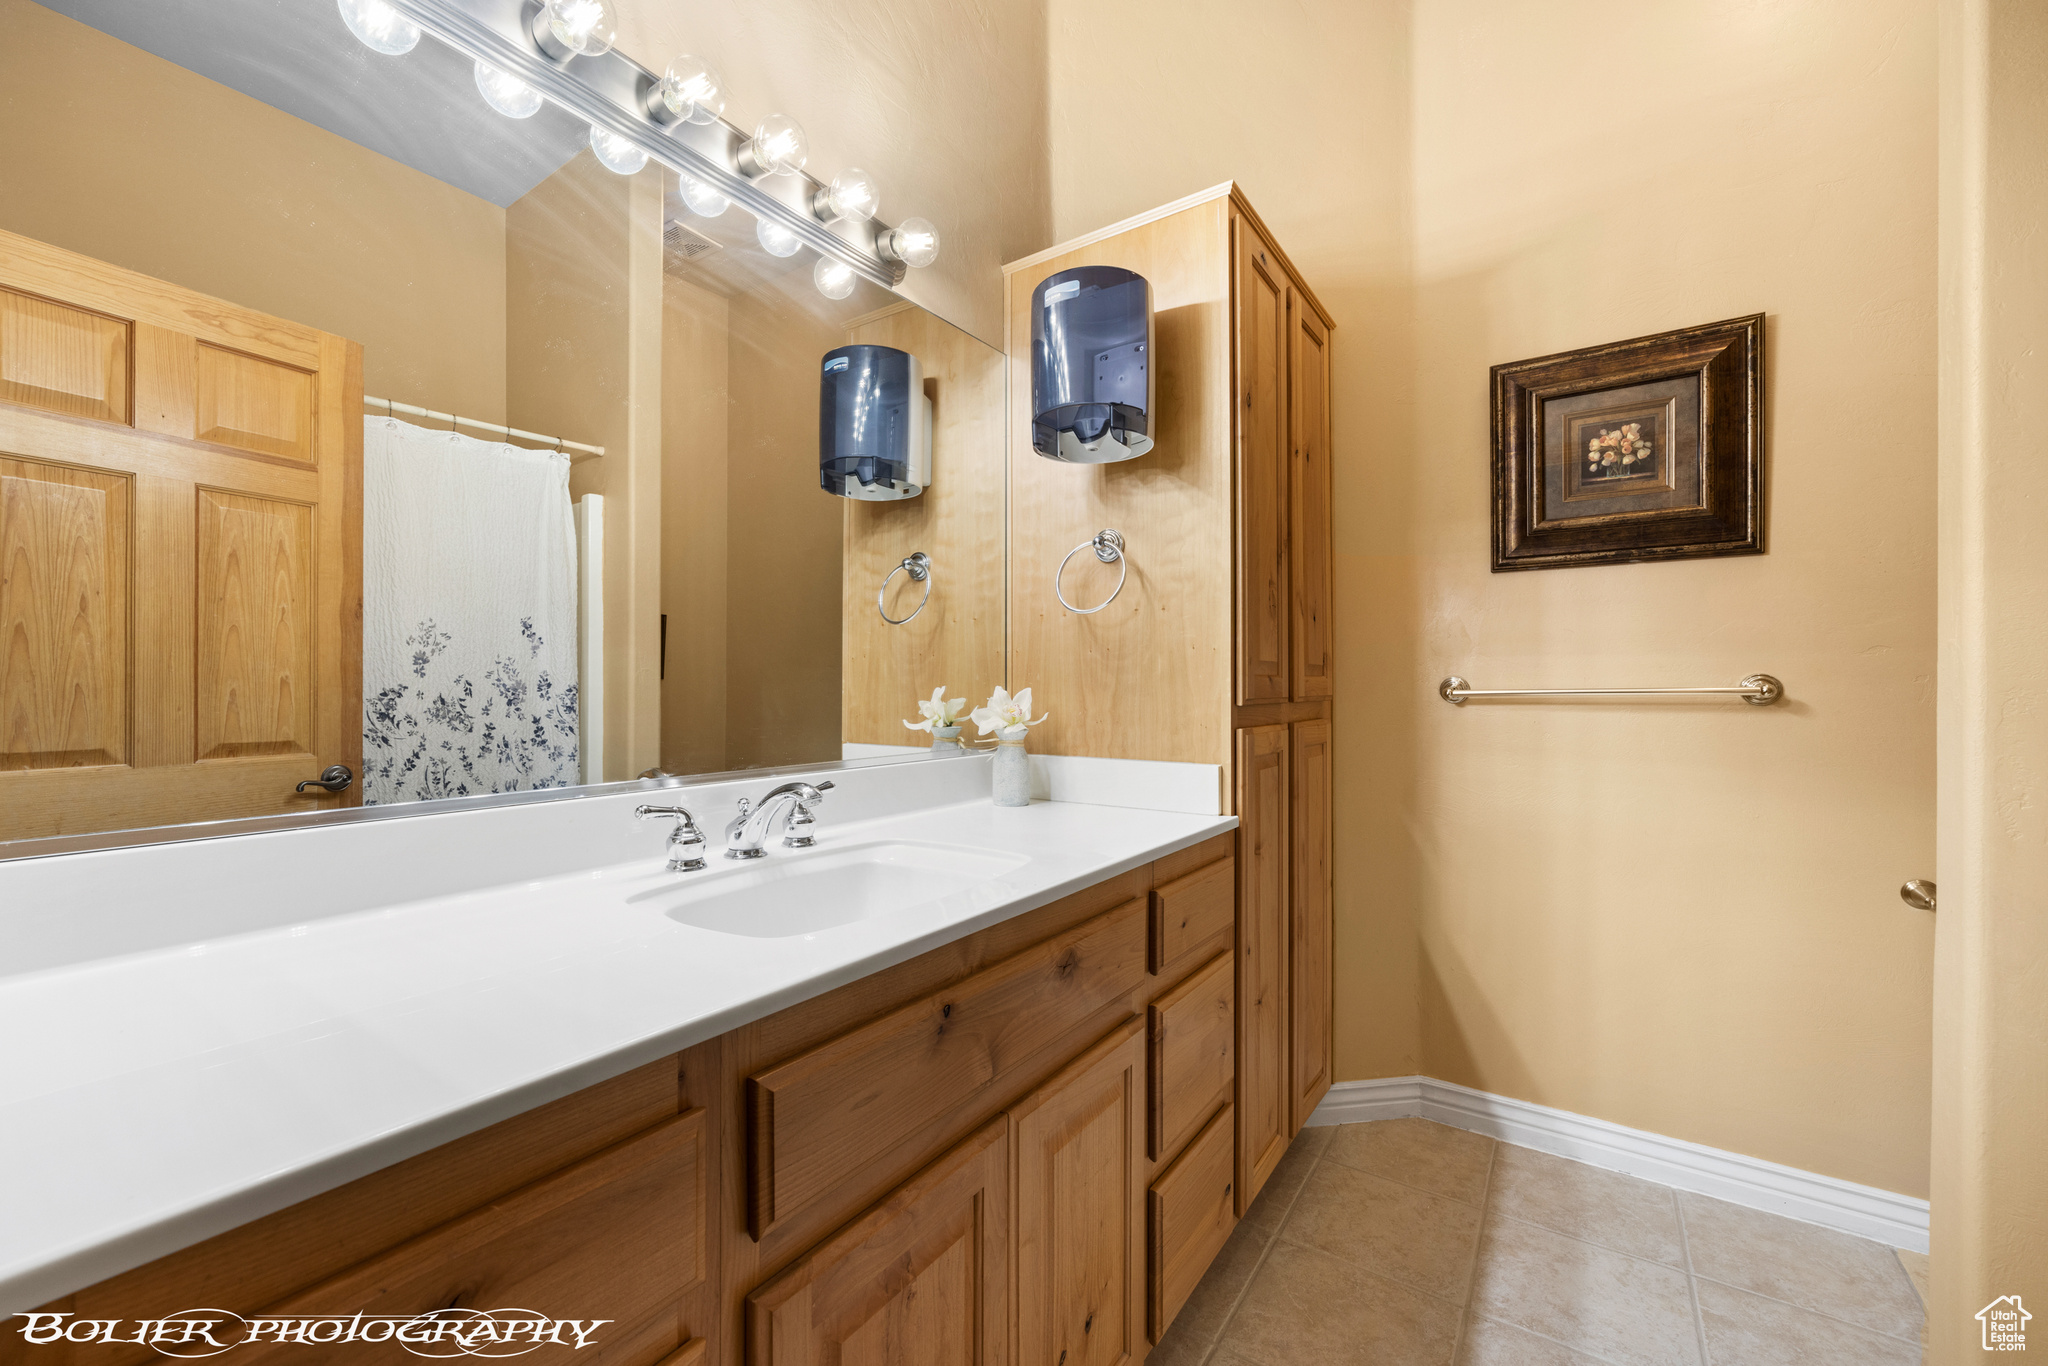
(1439, 674), (1783, 706)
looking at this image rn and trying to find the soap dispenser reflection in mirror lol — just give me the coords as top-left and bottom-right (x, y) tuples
(819, 344), (932, 499)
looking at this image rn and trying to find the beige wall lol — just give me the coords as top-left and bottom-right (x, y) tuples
(507, 154), (667, 783)
(612, 0), (1049, 345)
(1930, 0), (2048, 1351)
(661, 276), (733, 775)
(1047, 0), (1939, 1198)
(721, 287), (848, 770)
(0, 0), (507, 421)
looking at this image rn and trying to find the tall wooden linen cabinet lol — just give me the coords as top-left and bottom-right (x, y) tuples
(1006, 182), (1336, 1234)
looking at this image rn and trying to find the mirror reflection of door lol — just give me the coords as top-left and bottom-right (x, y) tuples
(0, 228), (363, 841)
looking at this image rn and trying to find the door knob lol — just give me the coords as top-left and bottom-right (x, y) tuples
(295, 764), (354, 794)
(1900, 879), (1936, 912)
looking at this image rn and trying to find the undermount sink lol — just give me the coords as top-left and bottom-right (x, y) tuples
(628, 841), (1031, 939)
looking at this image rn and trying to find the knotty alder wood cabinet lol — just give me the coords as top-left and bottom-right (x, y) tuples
(7, 835), (1244, 1366)
(1003, 185), (1337, 1221)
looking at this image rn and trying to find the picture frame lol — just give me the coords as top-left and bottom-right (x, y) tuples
(1490, 314), (1764, 571)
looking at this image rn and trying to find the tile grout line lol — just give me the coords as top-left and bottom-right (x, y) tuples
(1448, 1136), (1500, 1363)
(1675, 1183), (1713, 1366)
(1462, 1312), (1636, 1366)
(1687, 1270), (1929, 1349)
(1192, 1133), (1329, 1366)
(1317, 1149), (1493, 1211)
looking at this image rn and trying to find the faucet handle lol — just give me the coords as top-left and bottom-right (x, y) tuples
(635, 804), (708, 873)
(784, 802), (819, 848)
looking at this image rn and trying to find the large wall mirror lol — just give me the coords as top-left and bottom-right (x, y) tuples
(0, 0), (1006, 854)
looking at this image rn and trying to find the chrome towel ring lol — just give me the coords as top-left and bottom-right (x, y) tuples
(879, 552), (933, 625)
(1056, 530), (1128, 615)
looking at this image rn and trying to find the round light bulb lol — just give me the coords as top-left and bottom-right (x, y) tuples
(818, 167), (880, 223)
(678, 175), (729, 218)
(338, 0), (420, 54)
(543, 0), (617, 56)
(880, 217), (941, 269)
(474, 59), (543, 119)
(589, 125), (648, 175)
(814, 257), (858, 300)
(756, 219), (801, 258)
(743, 113), (808, 178)
(658, 54), (727, 125)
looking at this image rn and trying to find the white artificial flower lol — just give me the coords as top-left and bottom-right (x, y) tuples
(970, 685), (1049, 737)
(903, 684), (968, 732)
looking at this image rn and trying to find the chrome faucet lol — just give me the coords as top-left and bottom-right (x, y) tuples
(636, 804), (709, 872)
(725, 780), (835, 859)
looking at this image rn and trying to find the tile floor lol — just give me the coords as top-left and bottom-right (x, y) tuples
(1150, 1119), (1930, 1366)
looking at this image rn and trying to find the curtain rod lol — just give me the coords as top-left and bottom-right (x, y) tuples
(364, 395), (605, 461)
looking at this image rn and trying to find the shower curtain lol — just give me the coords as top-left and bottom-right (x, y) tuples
(361, 416), (580, 804)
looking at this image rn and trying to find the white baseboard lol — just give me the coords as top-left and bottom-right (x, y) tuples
(1307, 1076), (1930, 1254)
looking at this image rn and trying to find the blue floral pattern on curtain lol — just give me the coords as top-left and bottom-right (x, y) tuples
(364, 616), (579, 800)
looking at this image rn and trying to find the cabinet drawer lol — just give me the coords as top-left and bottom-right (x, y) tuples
(747, 896), (1149, 1238)
(1150, 952), (1234, 1160)
(1151, 856), (1234, 977)
(241, 1110), (709, 1366)
(1148, 1103), (1236, 1343)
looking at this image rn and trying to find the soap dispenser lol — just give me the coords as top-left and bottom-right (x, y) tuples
(1030, 265), (1155, 463)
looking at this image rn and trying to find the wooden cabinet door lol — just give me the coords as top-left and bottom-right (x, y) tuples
(1289, 299), (1333, 701)
(235, 1111), (708, 1366)
(1011, 1020), (1145, 1366)
(1234, 217), (1288, 705)
(1234, 724), (1291, 1213)
(0, 228), (362, 842)
(1290, 718), (1333, 1129)
(746, 1117), (1011, 1366)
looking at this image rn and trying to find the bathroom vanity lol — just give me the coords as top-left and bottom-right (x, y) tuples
(0, 765), (1248, 1366)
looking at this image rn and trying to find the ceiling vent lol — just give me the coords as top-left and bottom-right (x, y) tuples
(664, 220), (721, 275)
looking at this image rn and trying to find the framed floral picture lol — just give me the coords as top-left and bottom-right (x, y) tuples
(1490, 314), (1764, 571)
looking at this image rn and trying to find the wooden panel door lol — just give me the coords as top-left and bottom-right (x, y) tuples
(0, 228), (362, 843)
(1290, 718), (1334, 1130)
(1234, 218), (1289, 705)
(1011, 1019), (1145, 1366)
(746, 1116), (1010, 1366)
(1234, 724), (1290, 1213)
(1289, 297), (1333, 700)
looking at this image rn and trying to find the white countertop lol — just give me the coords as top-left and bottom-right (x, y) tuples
(0, 782), (1233, 1314)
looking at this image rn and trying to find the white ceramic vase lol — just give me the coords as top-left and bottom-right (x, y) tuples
(992, 728), (1030, 806)
(930, 724), (965, 754)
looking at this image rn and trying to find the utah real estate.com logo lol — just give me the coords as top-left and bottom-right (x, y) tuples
(1979, 1296), (2031, 1352)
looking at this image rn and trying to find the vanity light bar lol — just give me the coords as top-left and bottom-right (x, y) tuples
(383, 0), (910, 288)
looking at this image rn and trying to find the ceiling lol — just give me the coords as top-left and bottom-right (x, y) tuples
(36, 0), (587, 206)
